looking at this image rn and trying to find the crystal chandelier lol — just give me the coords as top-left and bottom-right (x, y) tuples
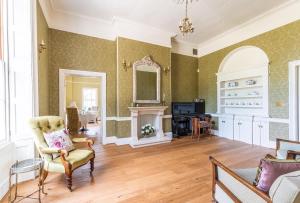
(178, 0), (196, 35)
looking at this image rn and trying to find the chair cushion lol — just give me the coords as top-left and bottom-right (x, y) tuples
(44, 129), (75, 158)
(53, 149), (94, 170)
(256, 158), (300, 193)
(269, 170), (300, 203)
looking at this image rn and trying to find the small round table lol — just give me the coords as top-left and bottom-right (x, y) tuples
(8, 158), (44, 203)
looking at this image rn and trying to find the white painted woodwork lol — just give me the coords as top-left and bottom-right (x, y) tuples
(253, 117), (270, 147)
(128, 106), (171, 148)
(233, 116), (253, 144)
(218, 115), (234, 140)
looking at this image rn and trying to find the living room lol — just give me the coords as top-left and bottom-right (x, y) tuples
(0, 0), (300, 202)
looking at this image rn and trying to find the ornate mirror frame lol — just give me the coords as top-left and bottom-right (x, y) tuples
(133, 56), (161, 103)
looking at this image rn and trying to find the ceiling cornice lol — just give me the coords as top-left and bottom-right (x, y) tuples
(39, 0), (300, 57)
(197, 0), (300, 57)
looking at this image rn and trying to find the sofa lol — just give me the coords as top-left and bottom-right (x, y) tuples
(210, 138), (300, 203)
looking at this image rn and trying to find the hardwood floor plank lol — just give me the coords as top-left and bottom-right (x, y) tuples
(0, 136), (273, 203)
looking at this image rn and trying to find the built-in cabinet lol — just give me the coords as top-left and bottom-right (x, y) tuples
(216, 46), (270, 147)
(218, 115), (270, 147)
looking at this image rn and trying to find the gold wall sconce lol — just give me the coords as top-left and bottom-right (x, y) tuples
(122, 59), (131, 71)
(39, 40), (47, 53)
(163, 66), (170, 74)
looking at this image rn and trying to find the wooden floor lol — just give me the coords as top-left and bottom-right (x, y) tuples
(1, 136), (273, 203)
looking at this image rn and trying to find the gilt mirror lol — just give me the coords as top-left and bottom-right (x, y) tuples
(133, 56), (160, 103)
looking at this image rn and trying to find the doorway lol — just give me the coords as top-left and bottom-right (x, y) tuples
(289, 60), (300, 141)
(59, 69), (107, 142)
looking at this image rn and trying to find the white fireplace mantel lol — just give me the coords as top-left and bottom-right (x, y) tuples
(128, 106), (172, 148)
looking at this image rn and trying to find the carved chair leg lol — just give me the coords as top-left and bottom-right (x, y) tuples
(39, 169), (48, 195)
(65, 173), (73, 192)
(90, 158), (94, 176)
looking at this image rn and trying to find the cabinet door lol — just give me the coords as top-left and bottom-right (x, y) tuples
(239, 120), (253, 144)
(234, 119), (241, 141)
(252, 121), (261, 146)
(219, 117), (233, 140)
(260, 121), (269, 147)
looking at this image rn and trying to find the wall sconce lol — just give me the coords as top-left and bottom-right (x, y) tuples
(122, 59), (131, 71)
(197, 68), (200, 73)
(163, 66), (170, 74)
(39, 40), (47, 53)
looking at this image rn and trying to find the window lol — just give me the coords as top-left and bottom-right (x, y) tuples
(0, 0), (7, 143)
(82, 88), (98, 110)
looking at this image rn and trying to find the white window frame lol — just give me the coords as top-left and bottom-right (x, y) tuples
(82, 87), (98, 110)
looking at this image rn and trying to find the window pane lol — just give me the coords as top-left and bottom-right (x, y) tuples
(0, 61), (6, 142)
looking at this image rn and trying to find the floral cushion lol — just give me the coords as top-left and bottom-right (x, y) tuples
(43, 129), (75, 158)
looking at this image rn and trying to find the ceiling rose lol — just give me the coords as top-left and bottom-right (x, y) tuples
(176, 0), (198, 36)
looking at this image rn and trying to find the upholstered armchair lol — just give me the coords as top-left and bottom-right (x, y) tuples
(66, 107), (81, 134)
(276, 138), (300, 160)
(29, 116), (95, 191)
(210, 138), (300, 203)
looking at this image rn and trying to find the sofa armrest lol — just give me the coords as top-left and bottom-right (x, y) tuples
(209, 156), (272, 203)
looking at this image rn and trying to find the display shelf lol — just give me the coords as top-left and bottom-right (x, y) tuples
(220, 105), (263, 108)
(220, 85), (262, 90)
(220, 96), (262, 99)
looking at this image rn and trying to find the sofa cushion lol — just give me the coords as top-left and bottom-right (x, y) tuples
(233, 168), (257, 183)
(269, 170), (300, 203)
(256, 159), (300, 193)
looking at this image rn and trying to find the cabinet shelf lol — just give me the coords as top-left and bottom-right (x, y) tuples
(220, 96), (262, 99)
(221, 105), (262, 108)
(220, 85), (262, 90)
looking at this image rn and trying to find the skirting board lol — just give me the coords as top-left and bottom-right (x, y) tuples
(104, 132), (173, 146)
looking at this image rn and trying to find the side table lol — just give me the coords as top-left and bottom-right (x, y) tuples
(8, 158), (44, 203)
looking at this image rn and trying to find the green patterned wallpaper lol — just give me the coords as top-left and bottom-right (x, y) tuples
(117, 37), (172, 116)
(198, 20), (300, 140)
(171, 53), (198, 102)
(48, 29), (117, 136)
(116, 37), (172, 135)
(48, 29), (116, 116)
(37, 1), (49, 115)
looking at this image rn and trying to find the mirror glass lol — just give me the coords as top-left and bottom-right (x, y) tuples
(133, 56), (160, 103)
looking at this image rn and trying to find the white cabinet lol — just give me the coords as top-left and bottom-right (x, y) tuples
(219, 116), (234, 140)
(253, 118), (269, 147)
(234, 116), (253, 144)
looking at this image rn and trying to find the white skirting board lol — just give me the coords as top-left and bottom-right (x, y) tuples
(103, 132), (173, 147)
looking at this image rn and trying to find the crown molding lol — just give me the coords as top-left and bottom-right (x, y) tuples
(171, 39), (198, 57)
(39, 0), (300, 56)
(197, 0), (300, 57)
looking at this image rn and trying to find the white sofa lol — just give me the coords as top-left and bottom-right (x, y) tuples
(210, 139), (300, 203)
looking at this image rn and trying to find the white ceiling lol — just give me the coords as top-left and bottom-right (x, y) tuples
(50, 0), (291, 44)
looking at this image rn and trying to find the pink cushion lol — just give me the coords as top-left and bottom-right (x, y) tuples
(43, 129), (74, 158)
(256, 159), (300, 193)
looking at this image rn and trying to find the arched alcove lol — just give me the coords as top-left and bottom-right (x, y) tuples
(219, 46), (269, 73)
(217, 45), (269, 117)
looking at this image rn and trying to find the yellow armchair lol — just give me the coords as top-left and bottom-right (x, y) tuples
(29, 116), (95, 191)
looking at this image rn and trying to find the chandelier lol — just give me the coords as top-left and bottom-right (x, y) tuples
(177, 0), (197, 35)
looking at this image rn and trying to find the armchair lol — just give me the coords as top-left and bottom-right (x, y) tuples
(276, 138), (300, 160)
(29, 116), (95, 191)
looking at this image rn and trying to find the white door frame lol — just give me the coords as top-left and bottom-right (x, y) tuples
(59, 69), (107, 142)
(289, 60), (300, 141)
